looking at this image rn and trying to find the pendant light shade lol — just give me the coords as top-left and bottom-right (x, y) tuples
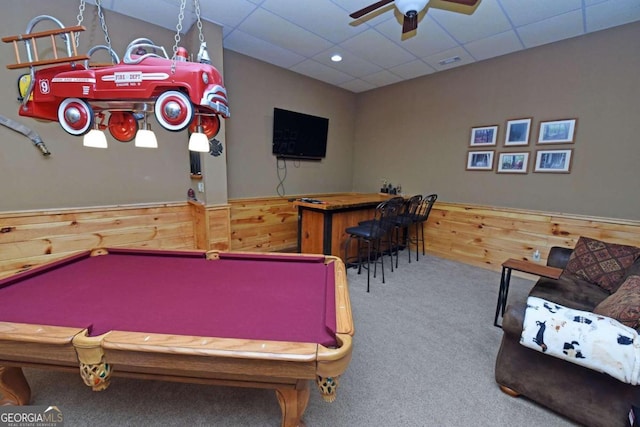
(83, 128), (108, 149)
(135, 114), (158, 148)
(189, 126), (210, 152)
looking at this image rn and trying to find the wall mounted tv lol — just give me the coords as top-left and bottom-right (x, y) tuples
(272, 108), (329, 160)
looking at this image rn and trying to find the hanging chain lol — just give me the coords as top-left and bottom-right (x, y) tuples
(172, 0), (186, 73)
(173, 0), (186, 58)
(95, 0), (114, 64)
(194, 0), (205, 43)
(75, 0), (86, 48)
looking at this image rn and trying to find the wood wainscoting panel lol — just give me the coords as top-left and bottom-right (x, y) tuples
(189, 201), (231, 251)
(2, 197), (638, 279)
(0, 203), (196, 278)
(423, 202), (640, 273)
(207, 206), (231, 250)
(229, 196), (299, 252)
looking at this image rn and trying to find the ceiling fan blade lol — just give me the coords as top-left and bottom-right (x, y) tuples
(402, 14), (418, 33)
(428, 0), (481, 15)
(350, 0), (395, 19)
(440, 0), (479, 5)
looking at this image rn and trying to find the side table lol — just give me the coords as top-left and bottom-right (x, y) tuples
(494, 258), (563, 328)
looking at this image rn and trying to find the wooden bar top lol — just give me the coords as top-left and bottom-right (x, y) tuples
(502, 258), (563, 279)
(292, 193), (396, 211)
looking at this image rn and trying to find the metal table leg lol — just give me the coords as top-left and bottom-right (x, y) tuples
(494, 266), (512, 328)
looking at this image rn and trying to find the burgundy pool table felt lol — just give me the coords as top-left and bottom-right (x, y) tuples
(0, 250), (337, 347)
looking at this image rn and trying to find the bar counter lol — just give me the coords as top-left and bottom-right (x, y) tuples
(293, 193), (395, 260)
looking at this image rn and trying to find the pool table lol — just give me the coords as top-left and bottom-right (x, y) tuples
(0, 248), (354, 427)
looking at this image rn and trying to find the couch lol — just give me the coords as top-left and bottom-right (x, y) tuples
(495, 237), (640, 427)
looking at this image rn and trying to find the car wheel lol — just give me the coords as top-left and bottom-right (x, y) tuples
(189, 114), (221, 139)
(58, 98), (93, 136)
(154, 90), (194, 132)
(108, 112), (138, 142)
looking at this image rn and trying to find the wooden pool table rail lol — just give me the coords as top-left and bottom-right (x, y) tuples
(0, 251), (355, 427)
(0, 324), (353, 427)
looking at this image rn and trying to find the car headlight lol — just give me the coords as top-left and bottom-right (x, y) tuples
(202, 72), (209, 85)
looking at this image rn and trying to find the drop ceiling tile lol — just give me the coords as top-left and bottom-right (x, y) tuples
(586, 0), (640, 31)
(339, 29), (417, 68)
(375, 14), (459, 57)
(360, 69), (403, 87)
(198, 0), (260, 28)
(83, 0), (640, 93)
(312, 47), (383, 78)
(389, 59), (436, 80)
(430, 0), (511, 43)
(465, 30), (522, 61)
(338, 78), (377, 93)
(518, 10), (584, 49)
(87, 0), (114, 8)
(224, 30), (305, 68)
(290, 59), (355, 85)
(422, 46), (475, 71)
(262, 0), (367, 43)
(238, 8), (333, 57)
(109, 0), (190, 30)
(498, 0), (582, 27)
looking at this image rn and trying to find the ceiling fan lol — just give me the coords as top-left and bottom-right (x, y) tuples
(350, 0), (481, 35)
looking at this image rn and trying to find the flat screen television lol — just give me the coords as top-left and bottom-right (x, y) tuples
(272, 108), (329, 160)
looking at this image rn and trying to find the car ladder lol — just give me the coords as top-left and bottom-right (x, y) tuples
(2, 19), (88, 70)
(2, 15), (90, 108)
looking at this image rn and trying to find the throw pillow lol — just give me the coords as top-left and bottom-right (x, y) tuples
(563, 236), (640, 293)
(594, 275), (640, 329)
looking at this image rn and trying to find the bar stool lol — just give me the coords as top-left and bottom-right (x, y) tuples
(408, 194), (437, 261)
(393, 194), (422, 267)
(344, 200), (400, 292)
(357, 196), (404, 272)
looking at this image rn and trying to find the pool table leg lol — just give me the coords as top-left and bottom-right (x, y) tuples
(275, 380), (310, 427)
(0, 366), (31, 405)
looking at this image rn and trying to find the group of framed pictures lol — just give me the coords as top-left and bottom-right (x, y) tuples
(466, 118), (576, 174)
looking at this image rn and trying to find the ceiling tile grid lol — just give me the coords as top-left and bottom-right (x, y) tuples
(90, 0), (640, 93)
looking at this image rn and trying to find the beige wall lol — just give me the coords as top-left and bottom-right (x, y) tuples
(1, 2), (638, 224)
(352, 22), (640, 220)
(0, 1), (214, 211)
(223, 51), (356, 199)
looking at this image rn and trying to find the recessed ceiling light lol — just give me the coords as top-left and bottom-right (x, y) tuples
(331, 54), (343, 62)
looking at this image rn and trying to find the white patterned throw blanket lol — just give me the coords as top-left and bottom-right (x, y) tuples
(521, 296), (640, 385)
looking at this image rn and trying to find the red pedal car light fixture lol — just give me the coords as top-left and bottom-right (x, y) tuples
(3, 15), (229, 146)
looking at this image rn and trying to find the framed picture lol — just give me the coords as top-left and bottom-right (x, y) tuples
(469, 125), (498, 147)
(537, 119), (577, 144)
(497, 152), (529, 174)
(504, 118), (531, 146)
(534, 149), (573, 173)
(466, 150), (495, 171)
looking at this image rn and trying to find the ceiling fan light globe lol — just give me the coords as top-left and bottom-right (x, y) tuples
(395, 0), (428, 16)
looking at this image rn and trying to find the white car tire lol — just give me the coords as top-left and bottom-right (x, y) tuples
(58, 98), (93, 136)
(154, 90), (194, 132)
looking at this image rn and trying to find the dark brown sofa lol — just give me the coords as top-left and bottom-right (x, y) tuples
(495, 246), (640, 427)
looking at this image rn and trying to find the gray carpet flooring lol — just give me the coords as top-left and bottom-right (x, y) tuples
(22, 251), (577, 426)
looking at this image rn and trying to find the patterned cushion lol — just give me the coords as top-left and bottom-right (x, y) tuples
(563, 237), (640, 293)
(594, 275), (640, 329)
